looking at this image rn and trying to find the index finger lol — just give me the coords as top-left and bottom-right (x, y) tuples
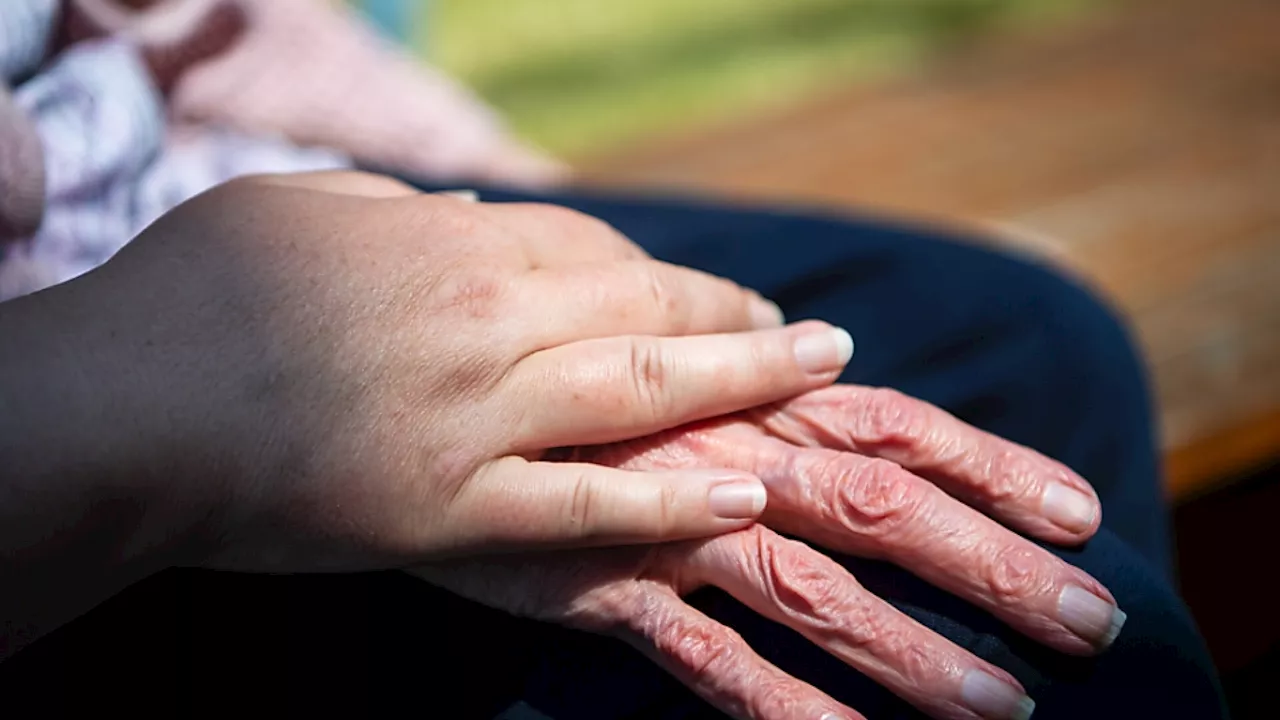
(755, 386), (1102, 545)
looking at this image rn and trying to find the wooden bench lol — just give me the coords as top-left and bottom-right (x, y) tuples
(582, 0), (1280, 501)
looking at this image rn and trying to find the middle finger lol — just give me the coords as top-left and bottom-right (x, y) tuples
(754, 386), (1102, 546)
(757, 442), (1125, 656)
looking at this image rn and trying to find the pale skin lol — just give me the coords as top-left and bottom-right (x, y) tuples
(0, 172), (1123, 720)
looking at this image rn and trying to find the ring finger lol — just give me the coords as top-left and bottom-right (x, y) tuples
(668, 526), (1036, 720)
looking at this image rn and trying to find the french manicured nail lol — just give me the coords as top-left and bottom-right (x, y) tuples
(962, 670), (1035, 720)
(1058, 585), (1127, 648)
(750, 296), (786, 328)
(1042, 483), (1097, 533)
(708, 478), (768, 519)
(794, 326), (854, 374)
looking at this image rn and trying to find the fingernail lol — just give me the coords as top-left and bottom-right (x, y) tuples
(794, 326), (854, 374)
(1042, 483), (1097, 533)
(750, 296), (786, 328)
(961, 670), (1036, 720)
(708, 478), (768, 519)
(1058, 586), (1127, 648)
(438, 189), (479, 202)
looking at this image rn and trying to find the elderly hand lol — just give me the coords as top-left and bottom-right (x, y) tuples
(17, 171), (855, 578)
(415, 386), (1122, 720)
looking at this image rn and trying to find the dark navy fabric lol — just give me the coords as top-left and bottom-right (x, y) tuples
(0, 187), (1227, 719)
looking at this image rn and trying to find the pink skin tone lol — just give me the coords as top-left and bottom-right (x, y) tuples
(416, 386), (1121, 720)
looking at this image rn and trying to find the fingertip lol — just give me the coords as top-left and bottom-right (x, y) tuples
(833, 326), (855, 365)
(1041, 483), (1100, 536)
(793, 323), (856, 375)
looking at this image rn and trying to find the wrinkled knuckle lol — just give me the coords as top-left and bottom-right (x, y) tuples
(833, 459), (922, 538)
(985, 449), (1040, 503)
(985, 544), (1052, 604)
(860, 387), (930, 447)
(628, 339), (674, 422)
(864, 616), (917, 665)
(764, 541), (850, 635)
(898, 643), (944, 688)
(842, 597), (900, 652)
(674, 628), (741, 679)
(752, 677), (808, 719)
(642, 613), (745, 680)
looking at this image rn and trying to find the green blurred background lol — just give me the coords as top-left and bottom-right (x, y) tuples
(411, 0), (1098, 157)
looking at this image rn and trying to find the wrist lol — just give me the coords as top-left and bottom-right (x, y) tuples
(1, 280), (204, 652)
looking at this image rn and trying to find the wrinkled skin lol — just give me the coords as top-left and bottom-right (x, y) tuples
(416, 385), (1115, 720)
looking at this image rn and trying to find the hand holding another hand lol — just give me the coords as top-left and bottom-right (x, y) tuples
(57, 171), (851, 572)
(417, 386), (1121, 720)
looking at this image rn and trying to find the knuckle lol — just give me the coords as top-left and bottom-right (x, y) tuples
(857, 387), (931, 448)
(845, 603), (899, 655)
(751, 677), (810, 719)
(831, 458), (923, 538)
(984, 448), (1041, 503)
(432, 271), (509, 319)
(671, 626), (741, 679)
(755, 532), (905, 656)
(628, 338), (674, 423)
(761, 537), (856, 635)
(985, 543), (1053, 604)
(637, 606), (746, 680)
(642, 264), (682, 317)
(898, 641), (947, 688)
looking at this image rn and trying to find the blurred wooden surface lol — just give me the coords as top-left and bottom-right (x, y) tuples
(582, 0), (1280, 499)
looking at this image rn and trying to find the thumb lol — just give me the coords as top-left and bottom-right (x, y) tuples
(447, 457), (767, 550)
